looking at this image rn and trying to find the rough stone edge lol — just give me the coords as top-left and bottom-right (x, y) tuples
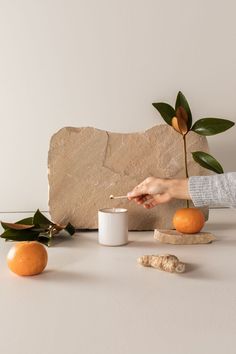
(154, 229), (216, 245)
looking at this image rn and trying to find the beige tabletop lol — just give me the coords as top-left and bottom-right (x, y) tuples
(0, 208), (235, 354)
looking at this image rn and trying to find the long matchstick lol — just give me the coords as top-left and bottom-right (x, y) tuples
(109, 194), (128, 200)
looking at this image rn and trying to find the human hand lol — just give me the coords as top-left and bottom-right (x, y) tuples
(127, 177), (190, 209)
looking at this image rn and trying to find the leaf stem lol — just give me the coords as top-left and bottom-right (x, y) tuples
(183, 134), (189, 208)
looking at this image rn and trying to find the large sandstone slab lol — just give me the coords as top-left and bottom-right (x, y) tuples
(48, 125), (210, 230)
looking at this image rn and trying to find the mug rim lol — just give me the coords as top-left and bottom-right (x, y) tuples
(99, 208), (128, 213)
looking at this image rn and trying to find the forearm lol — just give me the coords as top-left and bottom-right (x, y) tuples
(166, 179), (191, 201)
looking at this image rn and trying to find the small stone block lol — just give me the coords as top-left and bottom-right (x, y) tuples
(154, 229), (216, 245)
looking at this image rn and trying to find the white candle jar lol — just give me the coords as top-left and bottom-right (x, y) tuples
(98, 208), (128, 246)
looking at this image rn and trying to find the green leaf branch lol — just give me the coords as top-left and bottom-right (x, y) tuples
(192, 151), (224, 174)
(152, 91), (234, 206)
(0, 209), (76, 246)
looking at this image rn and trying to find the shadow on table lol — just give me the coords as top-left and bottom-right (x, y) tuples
(181, 263), (221, 281)
(34, 269), (99, 283)
(127, 240), (157, 248)
(51, 233), (97, 247)
(33, 264), (220, 282)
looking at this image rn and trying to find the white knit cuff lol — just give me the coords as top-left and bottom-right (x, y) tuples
(188, 176), (214, 207)
(188, 173), (236, 208)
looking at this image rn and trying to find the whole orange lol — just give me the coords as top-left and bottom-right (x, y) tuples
(173, 208), (205, 234)
(7, 241), (48, 276)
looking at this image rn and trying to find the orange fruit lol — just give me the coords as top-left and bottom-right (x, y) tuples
(7, 241), (48, 276)
(173, 208), (205, 234)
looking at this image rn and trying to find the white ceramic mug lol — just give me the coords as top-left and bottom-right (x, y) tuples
(98, 208), (128, 246)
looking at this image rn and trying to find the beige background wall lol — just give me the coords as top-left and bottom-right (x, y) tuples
(0, 0), (235, 212)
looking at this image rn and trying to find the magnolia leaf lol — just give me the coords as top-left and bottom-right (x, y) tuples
(37, 236), (51, 246)
(1, 217), (33, 230)
(33, 209), (53, 227)
(64, 223), (76, 235)
(192, 151), (224, 174)
(191, 118), (235, 135)
(171, 116), (188, 135)
(175, 92), (192, 129)
(152, 102), (175, 125)
(16, 217), (34, 225)
(38, 231), (52, 243)
(1, 222), (35, 231)
(176, 106), (188, 122)
(1, 229), (39, 241)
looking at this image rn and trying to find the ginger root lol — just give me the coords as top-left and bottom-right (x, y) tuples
(137, 254), (185, 273)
